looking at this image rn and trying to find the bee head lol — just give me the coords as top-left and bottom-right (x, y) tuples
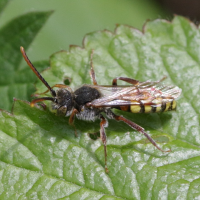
(51, 88), (74, 116)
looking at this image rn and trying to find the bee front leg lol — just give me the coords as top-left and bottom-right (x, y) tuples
(99, 115), (109, 173)
(69, 108), (78, 137)
(34, 84), (72, 96)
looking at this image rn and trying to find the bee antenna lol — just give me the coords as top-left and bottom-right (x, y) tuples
(20, 46), (56, 97)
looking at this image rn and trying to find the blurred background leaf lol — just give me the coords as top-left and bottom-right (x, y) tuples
(0, 0), (170, 62)
(0, 10), (52, 111)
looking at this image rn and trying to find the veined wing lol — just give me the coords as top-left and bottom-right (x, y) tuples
(89, 80), (181, 107)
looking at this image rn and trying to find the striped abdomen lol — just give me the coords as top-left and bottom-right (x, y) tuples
(119, 97), (177, 113)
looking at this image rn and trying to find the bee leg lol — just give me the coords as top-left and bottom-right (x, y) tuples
(52, 84), (72, 90)
(158, 76), (167, 83)
(89, 49), (98, 85)
(34, 84), (72, 96)
(69, 109), (78, 137)
(140, 76), (167, 86)
(99, 115), (109, 173)
(30, 97), (54, 107)
(112, 77), (141, 93)
(112, 77), (140, 86)
(111, 113), (171, 153)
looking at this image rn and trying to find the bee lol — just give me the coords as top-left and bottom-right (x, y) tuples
(20, 46), (181, 173)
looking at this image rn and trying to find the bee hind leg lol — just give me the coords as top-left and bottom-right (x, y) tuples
(112, 77), (140, 86)
(111, 112), (171, 153)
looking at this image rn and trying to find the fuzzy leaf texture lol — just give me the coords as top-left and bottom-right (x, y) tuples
(1, 16), (200, 200)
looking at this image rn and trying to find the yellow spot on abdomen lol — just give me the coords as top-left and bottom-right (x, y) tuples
(155, 106), (162, 112)
(144, 105), (152, 113)
(164, 102), (171, 111)
(130, 105), (141, 113)
(172, 100), (177, 110)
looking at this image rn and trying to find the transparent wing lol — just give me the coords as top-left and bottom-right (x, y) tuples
(89, 79), (182, 107)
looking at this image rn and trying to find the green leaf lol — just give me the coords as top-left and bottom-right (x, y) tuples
(0, 0), (11, 14)
(0, 11), (52, 111)
(1, 16), (200, 199)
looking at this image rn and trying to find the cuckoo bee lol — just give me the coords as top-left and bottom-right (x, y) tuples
(20, 47), (181, 173)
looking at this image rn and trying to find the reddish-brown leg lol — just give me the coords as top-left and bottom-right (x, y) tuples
(112, 113), (171, 152)
(112, 77), (141, 93)
(99, 115), (109, 173)
(30, 97), (54, 107)
(35, 84), (72, 96)
(112, 76), (167, 87)
(69, 108), (79, 137)
(112, 77), (140, 86)
(89, 49), (98, 85)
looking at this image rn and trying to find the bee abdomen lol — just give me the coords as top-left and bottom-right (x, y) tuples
(119, 98), (177, 113)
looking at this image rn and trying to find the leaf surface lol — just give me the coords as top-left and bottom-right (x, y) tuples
(1, 16), (200, 199)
